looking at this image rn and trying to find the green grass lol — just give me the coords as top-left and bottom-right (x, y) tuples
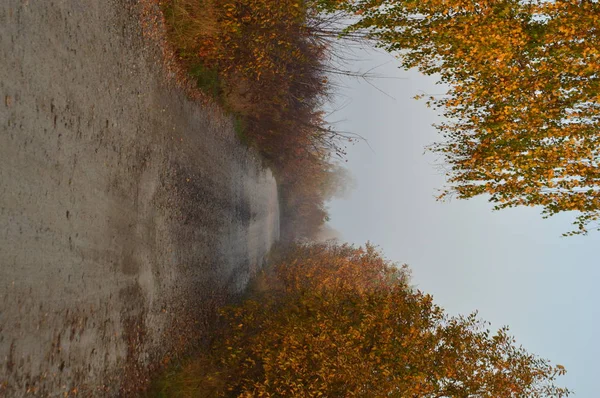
(189, 63), (222, 99)
(233, 115), (250, 145)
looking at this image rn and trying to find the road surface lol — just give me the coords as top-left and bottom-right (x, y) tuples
(0, 0), (280, 395)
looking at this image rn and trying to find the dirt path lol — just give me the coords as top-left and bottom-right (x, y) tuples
(0, 0), (279, 395)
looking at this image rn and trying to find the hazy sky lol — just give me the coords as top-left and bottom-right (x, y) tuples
(327, 48), (598, 397)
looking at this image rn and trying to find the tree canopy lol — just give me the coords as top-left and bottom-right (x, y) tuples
(324, 0), (600, 235)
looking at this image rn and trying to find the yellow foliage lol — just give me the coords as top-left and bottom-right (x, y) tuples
(340, 0), (600, 235)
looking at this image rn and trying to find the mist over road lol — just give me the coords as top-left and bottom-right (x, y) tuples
(0, 0), (279, 395)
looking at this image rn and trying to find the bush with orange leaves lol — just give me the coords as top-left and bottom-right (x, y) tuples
(155, 242), (570, 397)
(161, 0), (349, 167)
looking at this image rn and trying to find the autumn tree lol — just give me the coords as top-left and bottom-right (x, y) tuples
(325, 0), (600, 235)
(160, 243), (570, 397)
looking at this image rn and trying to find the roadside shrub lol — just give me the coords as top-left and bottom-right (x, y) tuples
(154, 243), (570, 397)
(162, 0), (355, 239)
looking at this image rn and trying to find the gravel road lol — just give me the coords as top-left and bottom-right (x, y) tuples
(0, 0), (279, 395)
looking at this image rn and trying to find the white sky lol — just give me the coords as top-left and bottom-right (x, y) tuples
(326, 48), (598, 397)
